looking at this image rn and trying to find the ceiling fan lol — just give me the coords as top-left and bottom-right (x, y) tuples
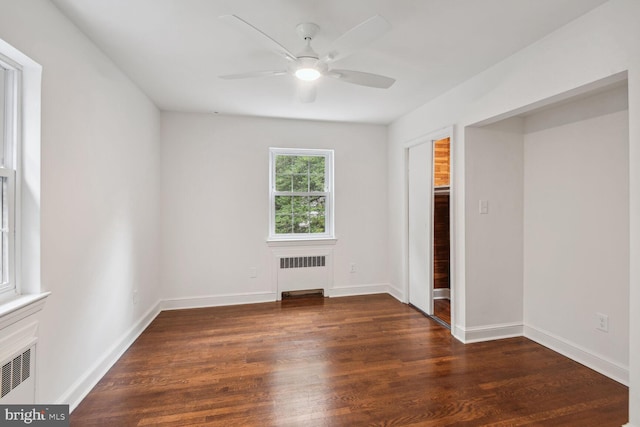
(219, 14), (396, 102)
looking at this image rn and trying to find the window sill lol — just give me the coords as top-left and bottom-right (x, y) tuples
(267, 238), (337, 247)
(0, 292), (51, 331)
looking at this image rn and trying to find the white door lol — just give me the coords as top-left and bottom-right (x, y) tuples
(408, 141), (433, 314)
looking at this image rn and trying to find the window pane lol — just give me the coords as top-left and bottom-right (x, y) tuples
(0, 67), (5, 167)
(292, 174), (308, 192)
(309, 156), (324, 174)
(0, 177), (5, 284)
(291, 195), (308, 212)
(275, 214), (293, 234)
(310, 215), (326, 233)
(309, 195), (326, 214)
(275, 196), (294, 234)
(292, 196), (310, 233)
(0, 232), (6, 284)
(0, 176), (5, 230)
(275, 195), (291, 211)
(309, 157), (325, 191)
(291, 156), (310, 174)
(310, 196), (325, 233)
(0, 177), (4, 283)
(275, 155), (292, 174)
(309, 173), (324, 192)
(275, 174), (292, 192)
(293, 214), (310, 233)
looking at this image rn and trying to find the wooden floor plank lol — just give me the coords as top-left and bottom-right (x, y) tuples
(70, 294), (628, 426)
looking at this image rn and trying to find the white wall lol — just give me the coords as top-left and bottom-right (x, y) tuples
(388, 0), (640, 423)
(0, 0), (161, 407)
(465, 119), (524, 331)
(523, 87), (629, 381)
(160, 113), (388, 305)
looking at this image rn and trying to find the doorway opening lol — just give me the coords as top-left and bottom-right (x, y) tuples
(407, 129), (453, 331)
(432, 137), (451, 327)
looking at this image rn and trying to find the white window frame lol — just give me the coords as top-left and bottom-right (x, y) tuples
(269, 148), (334, 241)
(0, 56), (18, 300)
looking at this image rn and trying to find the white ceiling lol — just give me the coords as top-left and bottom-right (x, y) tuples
(51, 0), (609, 124)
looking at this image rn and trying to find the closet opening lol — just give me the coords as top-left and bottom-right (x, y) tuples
(432, 137), (451, 327)
(407, 128), (454, 331)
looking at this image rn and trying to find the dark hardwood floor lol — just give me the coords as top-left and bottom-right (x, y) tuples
(71, 294), (628, 426)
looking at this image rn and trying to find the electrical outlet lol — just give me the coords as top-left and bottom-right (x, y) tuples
(132, 289), (139, 305)
(350, 263), (356, 273)
(596, 312), (609, 332)
(249, 267), (257, 278)
(479, 200), (489, 214)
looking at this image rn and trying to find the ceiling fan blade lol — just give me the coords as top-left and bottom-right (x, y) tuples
(296, 80), (317, 103)
(220, 15), (298, 62)
(219, 70), (288, 80)
(328, 69), (395, 89)
(321, 15), (390, 64)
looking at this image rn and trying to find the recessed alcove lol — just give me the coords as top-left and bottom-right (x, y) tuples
(465, 74), (630, 384)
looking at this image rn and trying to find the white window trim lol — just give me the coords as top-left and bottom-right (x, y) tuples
(268, 147), (335, 242)
(0, 37), (45, 312)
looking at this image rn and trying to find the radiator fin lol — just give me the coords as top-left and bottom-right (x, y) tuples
(0, 348), (32, 399)
(1, 363), (10, 398)
(22, 349), (30, 381)
(280, 256), (325, 269)
(11, 355), (21, 389)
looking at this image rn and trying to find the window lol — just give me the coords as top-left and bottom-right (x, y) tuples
(0, 58), (17, 298)
(269, 148), (334, 240)
(0, 38), (42, 311)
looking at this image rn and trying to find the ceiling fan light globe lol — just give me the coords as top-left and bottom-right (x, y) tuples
(295, 68), (321, 81)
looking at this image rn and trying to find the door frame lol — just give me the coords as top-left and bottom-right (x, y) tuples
(404, 126), (455, 329)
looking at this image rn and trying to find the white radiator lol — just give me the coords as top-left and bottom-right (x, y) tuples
(0, 321), (38, 405)
(272, 248), (333, 299)
(0, 345), (35, 404)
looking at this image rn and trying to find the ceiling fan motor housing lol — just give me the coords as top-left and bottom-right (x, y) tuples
(296, 22), (320, 41)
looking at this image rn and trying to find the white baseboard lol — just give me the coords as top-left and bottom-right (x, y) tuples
(622, 423), (639, 427)
(386, 284), (405, 302)
(452, 326), (465, 343)
(161, 292), (277, 310)
(458, 322), (524, 344)
(327, 283), (390, 298)
(60, 300), (162, 411)
(524, 325), (629, 386)
(433, 288), (450, 299)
